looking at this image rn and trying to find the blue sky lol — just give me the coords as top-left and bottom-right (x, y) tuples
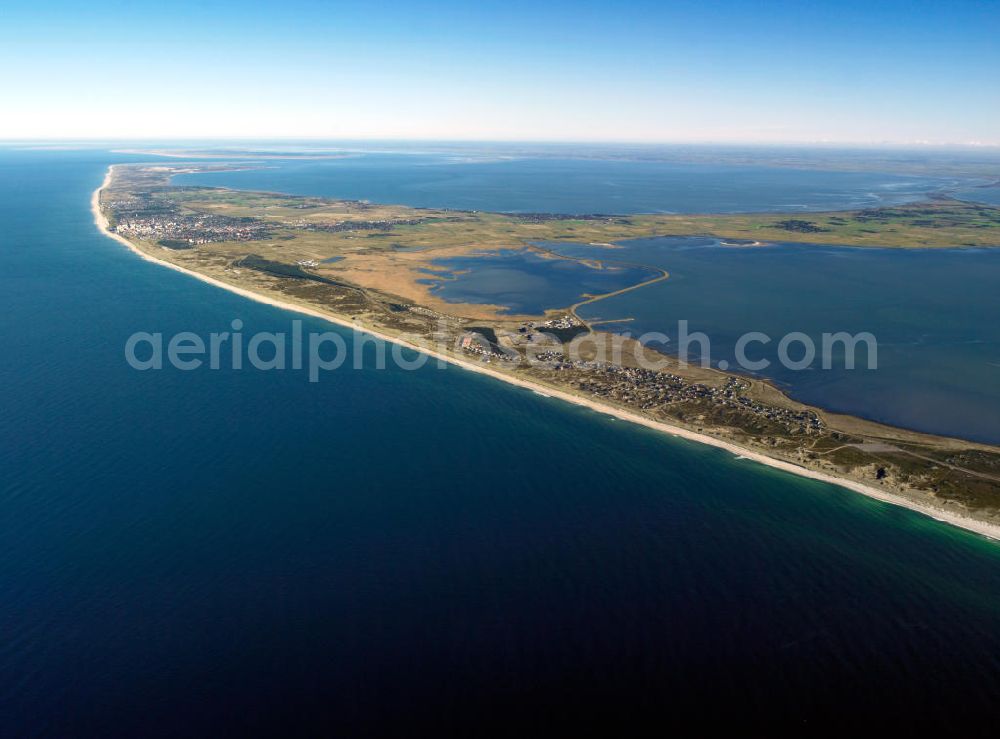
(2, 0), (998, 143)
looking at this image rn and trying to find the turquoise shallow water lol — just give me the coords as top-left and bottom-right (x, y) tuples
(2, 148), (1000, 732)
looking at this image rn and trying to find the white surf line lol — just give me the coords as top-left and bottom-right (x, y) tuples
(93, 166), (1000, 543)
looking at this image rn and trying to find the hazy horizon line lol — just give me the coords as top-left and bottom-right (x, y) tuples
(3, 136), (1000, 151)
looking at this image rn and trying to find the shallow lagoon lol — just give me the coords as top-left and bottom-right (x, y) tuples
(953, 185), (1000, 206)
(3, 148), (1000, 732)
(546, 237), (1000, 444)
(421, 249), (656, 315)
(179, 152), (1000, 442)
(176, 152), (959, 214)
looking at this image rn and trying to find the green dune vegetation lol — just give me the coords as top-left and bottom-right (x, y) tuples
(137, 176), (1000, 250)
(98, 163), (1000, 533)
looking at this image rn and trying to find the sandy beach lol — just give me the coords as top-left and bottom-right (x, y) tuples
(93, 167), (1000, 542)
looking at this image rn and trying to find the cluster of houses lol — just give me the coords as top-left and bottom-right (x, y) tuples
(113, 213), (271, 245)
(458, 333), (516, 363)
(730, 393), (824, 432)
(537, 316), (579, 330)
(511, 316), (581, 342)
(106, 190), (272, 246)
(518, 316), (579, 332)
(456, 322), (824, 434)
(552, 361), (824, 433)
(460, 316), (582, 359)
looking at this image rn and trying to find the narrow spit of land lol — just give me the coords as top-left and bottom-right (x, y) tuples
(95, 163), (1000, 540)
(567, 269), (670, 330)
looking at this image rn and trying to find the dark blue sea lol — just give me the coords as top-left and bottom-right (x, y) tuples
(180, 151), (1000, 442)
(2, 147), (1000, 733)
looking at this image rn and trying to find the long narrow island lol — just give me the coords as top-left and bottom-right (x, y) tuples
(95, 163), (1000, 539)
